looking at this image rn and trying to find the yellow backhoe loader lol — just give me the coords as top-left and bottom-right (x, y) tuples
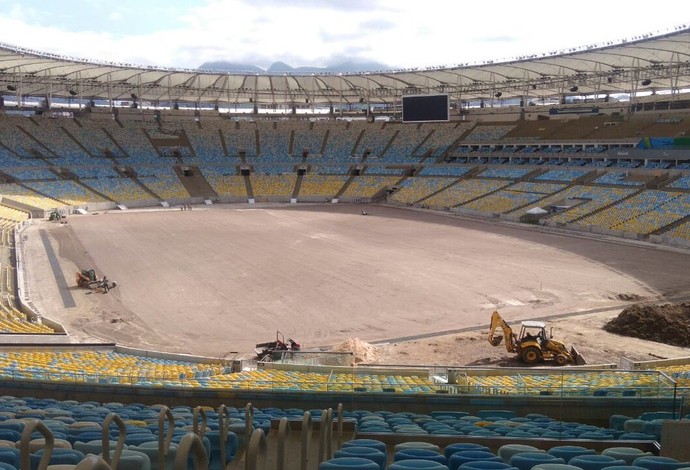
(488, 311), (586, 366)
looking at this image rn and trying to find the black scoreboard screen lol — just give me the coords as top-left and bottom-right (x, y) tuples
(402, 94), (449, 122)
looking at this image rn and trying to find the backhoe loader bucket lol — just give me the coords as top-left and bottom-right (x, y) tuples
(490, 336), (503, 347)
(571, 347), (586, 365)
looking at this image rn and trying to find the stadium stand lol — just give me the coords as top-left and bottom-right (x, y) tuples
(292, 123), (328, 157)
(180, 122), (229, 164)
(23, 180), (109, 206)
(250, 174), (297, 200)
(62, 118), (126, 159)
(382, 124), (430, 163)
(137, 167), (191, 201)
(298, 175), (349, 199)
(4, 27), (690, 464)
(321, 123), (362, 161)
(0, 183), (63, 210)
(81, 177), (153, 203)
(340, 175), (401, 200)
(16, 116), (93, 164)
(354, 122), (397, 160)
(462, 125), (516, 142)
(462, 182), (567, 215)
(202, 167), (247, 199)
(575, 190), (685, 233)
(107, 121), (160, 164)
(389, 177), (458, 205)
(423, 178), (512, 209)
(525, 186), (638, 224)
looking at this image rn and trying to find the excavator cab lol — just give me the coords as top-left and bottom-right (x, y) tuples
(519, 320), (548, 345)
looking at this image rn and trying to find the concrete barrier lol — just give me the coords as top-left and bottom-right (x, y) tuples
(12, 221), (69, 340)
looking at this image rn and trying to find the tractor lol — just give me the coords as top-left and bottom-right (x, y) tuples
(76, 269), (99, 288)
(488, 311), (585, 366)
(76, 269), (117, 292)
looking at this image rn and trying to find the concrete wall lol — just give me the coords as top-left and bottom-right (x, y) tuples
(0, 334), (70, 344)
(68, 202), (118, 213)
(0, 198), (46, 219)
(261, 362), (429, 377)
(0, 378), (679, 429)
(13, 220), (68, 337)
(114, 345), (233, 366)
(624, 356), (690, 370)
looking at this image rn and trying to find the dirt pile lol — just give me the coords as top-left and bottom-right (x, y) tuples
(330, 338), (382, 364)
(603, 303), (690, 348)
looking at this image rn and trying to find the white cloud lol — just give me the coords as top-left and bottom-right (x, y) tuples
(0, 0), (684, 70)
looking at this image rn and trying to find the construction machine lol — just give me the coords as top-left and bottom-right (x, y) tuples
(76, 269), (99, 288)
(488, 311), (585, 366)
(76, 269), (117, 292)
(255, 331), (300, 361)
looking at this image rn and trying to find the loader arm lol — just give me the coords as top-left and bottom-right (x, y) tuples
(488, 311), (516, 352)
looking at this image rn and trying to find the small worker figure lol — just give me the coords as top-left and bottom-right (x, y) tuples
(101, 276), (109, 293)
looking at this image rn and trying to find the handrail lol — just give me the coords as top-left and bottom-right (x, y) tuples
(336, 403), (344, 449)
(74, 454), (113, 470)
(244, 428), (267, 470)
(174, 433), (208, 470)
(317, 408), (333, 465)
(244, 402), (255, 448)
(19, 419), (54, 470)
(217, 404), (231, 470)
(300, 411), (312, 470)
(276, 417), (290, 470)
(325, 408), (333, 460)
(102, 412), (126, 470)
(192, 406), (208, 438)
(157, 405), (176, 470)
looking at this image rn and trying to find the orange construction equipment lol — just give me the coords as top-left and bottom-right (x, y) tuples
(76, 269), (99, 288)
(76, 269), (117, 292)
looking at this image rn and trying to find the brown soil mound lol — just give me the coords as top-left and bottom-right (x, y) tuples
(603, 303), (690, 348)
(330, 338), (382, 365)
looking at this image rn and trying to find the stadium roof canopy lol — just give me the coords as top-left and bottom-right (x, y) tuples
(1, 24), (689, 108)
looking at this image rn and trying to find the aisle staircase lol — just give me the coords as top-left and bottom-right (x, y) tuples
(173, 166), (218, 199)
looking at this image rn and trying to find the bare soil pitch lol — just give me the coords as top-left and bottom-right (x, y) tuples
(20, 204), (690, 366)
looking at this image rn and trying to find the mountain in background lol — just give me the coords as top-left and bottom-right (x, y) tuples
(198, 60), (392, 74)
(197, 62), (265, 73)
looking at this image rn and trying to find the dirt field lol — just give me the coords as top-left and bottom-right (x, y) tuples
(19, 203), (690, 367)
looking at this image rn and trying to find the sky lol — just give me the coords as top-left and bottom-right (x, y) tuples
(0, 0), (685, 71)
